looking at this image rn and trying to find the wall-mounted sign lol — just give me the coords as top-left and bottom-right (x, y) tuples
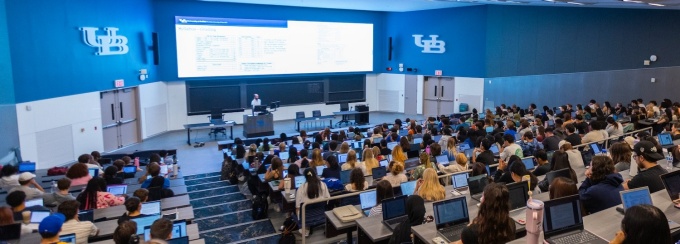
(412, 35), (445, 54)
(80, 27), (129, 55)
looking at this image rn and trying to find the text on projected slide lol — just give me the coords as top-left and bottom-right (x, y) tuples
(175, 16), (374, 78)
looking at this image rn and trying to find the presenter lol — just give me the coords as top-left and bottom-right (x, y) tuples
(251, 94), (261, 108)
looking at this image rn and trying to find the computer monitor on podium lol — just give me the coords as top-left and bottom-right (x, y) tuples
(340, 103), (349, 111)
(270, 101), (280, 110)
(253, 105), (268, 115)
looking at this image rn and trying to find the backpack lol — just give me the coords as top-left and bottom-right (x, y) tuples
(278, 216), (298, 244)
(323, 178), (344, 191)
(251, 194), (268, 220)
(220, 160), (233, 181)
(47, 166), (68, 176)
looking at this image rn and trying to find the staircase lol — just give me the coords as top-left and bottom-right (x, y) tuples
(184, 172), (280, 243)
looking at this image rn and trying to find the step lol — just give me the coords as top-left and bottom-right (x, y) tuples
(194, 210), (253, 231)
(190, 192), (246, 208)
(231, 233), (281, 244)
(188, 185), (239, 199)
(184, 176), (223, 186)
(186, 181), (233, 191)
(183, 172), (222, 180)
(193, 199), (252, 219)
(200, 219), (276, 243)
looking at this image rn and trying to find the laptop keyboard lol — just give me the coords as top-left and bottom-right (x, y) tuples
(551, 231), (599, 244)
(384, 216), (408, 226)
(440, 226), (463, 241)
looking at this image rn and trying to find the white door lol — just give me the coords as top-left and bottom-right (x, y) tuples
(423, 77), (440, 118)
(404, 75), (418, 115)
(439, 77), (455, 116)
(100, 88), (140, 151)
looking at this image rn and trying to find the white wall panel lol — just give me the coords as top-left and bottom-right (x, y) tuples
(138, 82), (168, 139)
(453, 77), (484, 113)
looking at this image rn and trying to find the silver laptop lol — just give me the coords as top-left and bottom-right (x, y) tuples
(140, 201), (161, 216)
(434, 196), (470, 242)
(451, 172), (469, 193)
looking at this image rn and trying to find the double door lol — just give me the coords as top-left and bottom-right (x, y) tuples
(100, 88), (140, 151)
(423, 77), (455, 117)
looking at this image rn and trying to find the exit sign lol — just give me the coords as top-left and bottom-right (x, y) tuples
(435, 70), (442, 76)
(114, 79), (124, 88)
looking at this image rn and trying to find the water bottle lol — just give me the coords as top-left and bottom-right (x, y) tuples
(51, 180), (57, 193)
(667, 153), (673, 171)
(173, 162), (179, 177)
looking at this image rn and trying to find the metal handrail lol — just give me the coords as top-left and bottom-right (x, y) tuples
(572, 127), (653, 150)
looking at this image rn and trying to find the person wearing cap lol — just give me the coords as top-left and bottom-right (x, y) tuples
(6, 190), (50, 221)
(8, 172), (45, 200)
(39, 213), (67, 244)
(623, 141), (668, 192)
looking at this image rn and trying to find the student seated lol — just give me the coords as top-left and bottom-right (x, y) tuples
(43, 178), (76, 207)
(389, 195), (426, 244)
(103, 166), (123, 186)
(66, 163), (92, 187)
(611, 142), (634, 173)
(410, 152), (435, 180)
(579, 156), (623, 214)
(264, 157), (284, 182)
(362, 149), (379, 174)
(538, 151), (578, 192)
(295, 168), (331, 236)
(340, 150), (365, 173)
(0, 165), (20, 191)
(38, 213), (67, 244)
(278, 164), (301, 190)
(8, 172), (45, 200)
(368, 180), (394, 217)
(133, 188), (149, 203)
(309, 149), (327, 168)
(623, 141), (668, 192)
(437, 153), (468, 174)
(518, 132), (543, 157)
(472, 138), (495, 166)
(76, 177), (124, 210)
(113, 221), (138, 244)
(500, 134), (523, 162)
(147, 176), (174, 201)
(456, 183), (516, 244)
(559, 141), (584, 169)
(6, 190), (49, 221)
(609, 205), (672, 244)
(494, 155), (520, 185)
(531, 150), (550, 176)
(508, 160), (538, 191)
(117, 197), (148, 224)
(140, 163), (170, 189)
(147, 218), (174, 244)
(321, 156), (341, 179)
(0, 206), (32, 235)
(345, 168), (368, 192)
(382, 161), (408, 187)
(548, 177), (578, 200)
(415, 168), (445, 202)
(58, 200), (99, 244)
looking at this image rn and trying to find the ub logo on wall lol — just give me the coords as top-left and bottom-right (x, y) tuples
(80, 27), (129, 55)
(412, 35), (445, 54)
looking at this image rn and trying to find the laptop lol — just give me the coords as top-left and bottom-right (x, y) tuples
(506, 181), (530, 224)
(18, 162), (36, 173)
(658, 133), (674, 148)
(140, 201), (161, 216)
(372, 166), (386, 180)
(435, 155), (449, 166)
(0, 223), (21, 241)
(484, 165), (498, 176)
(59, 233), (77, 244)
(337, 154), (348, 164)
(400, 181), (417, 196)
(143, 220), (187, 241)
(458, 144), (471, 152)
(463, 149), (473, 159)
(379, 159), (389, 168)
(485, 126), (494, 133)
(316, 166), (326, 176)
(489, 144), (500, 156)
(25, 198), (43, 208)
(88, 168), (98, 178)
(451, 172), (469, 192)
(107, 184), (128, 195)
(359, 190), (377, 216)
(386, 155), (393, 162)
(521, 157), (535, 170)
(546, 168), (573, 186)
(590, 144), (602, 155)
(660, 170), (680, 204)
(78, 210), (94, 222)
(132, 215), (162, 235)
(381, 195), (408, 231)
(434, 196), (470, 242)
(413, 138), (423, 144)
(292, 144), (304, 151)
(467, 174), (489, 201)
(387, 142), (398, 151)
(294, 175), (306, 189)
(340, 170), (351, 185)
(351, 141), (362, 149)
(160, 165), (169, 175)
(617, 187), (652, 214)
(279, 152), (289, 161)
(26, 210), (51, 229)
(123, 165), (137, 174)
(543, 195), (607, 244)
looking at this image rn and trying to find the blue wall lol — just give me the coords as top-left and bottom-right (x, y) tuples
(0, 0), (19, 155)
(6, 0), (157, 103)
(485, 5), (680, 77)
(383, 6), (487, 78)
(152, 0), (386, 81)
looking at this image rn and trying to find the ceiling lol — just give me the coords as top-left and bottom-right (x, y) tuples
(200, 0), (680, 11)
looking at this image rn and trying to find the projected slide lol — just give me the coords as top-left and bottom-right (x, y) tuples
(175, 16), (374, 78)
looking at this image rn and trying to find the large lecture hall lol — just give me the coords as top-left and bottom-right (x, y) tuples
(1, 0), (680, 243)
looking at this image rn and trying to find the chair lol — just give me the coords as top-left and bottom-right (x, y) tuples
(312, 110), (321, 117)
(298, 201), (327, 235)
(208, 108), (226, 138)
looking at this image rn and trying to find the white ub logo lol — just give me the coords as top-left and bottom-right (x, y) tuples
(80, 27), (129, 56)
(412, 34), (446, 54)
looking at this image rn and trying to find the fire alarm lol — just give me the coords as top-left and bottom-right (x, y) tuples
(386, 67), (392, 71)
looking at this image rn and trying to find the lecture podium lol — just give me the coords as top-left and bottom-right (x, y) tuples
(243, 113), (274, 138)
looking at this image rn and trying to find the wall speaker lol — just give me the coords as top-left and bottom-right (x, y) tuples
(388, 37), (393, 61)
(152, 32), (160, 65)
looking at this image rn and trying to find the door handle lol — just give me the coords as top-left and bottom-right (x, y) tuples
(119, 102), (124, 118)
(441, 86), (445, 97)
(434, 86), (437, 97)
(110, 104), (115, 120)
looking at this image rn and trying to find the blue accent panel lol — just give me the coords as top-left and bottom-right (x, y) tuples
(485, 5), (680, 77)
(383, 6), (487, 77)
(0, 105), (19, 156)
(5, 0), (157, 103)
(0, 0), (15, 104)
(152, 0), (386, 81)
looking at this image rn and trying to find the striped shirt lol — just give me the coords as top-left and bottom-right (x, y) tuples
(60, 219), (98, 244)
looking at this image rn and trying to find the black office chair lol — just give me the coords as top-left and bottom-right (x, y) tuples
(312, 110), (321, 117)
(337, 103), (351, 127)
(208, 108), (226, 138)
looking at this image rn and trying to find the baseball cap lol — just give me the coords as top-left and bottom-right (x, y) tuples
(18, 172), (36, 181)
(633, 141), (664, 162)
(39, 213), (66, 235)
(623, 136), (636, 149)
(636, 131), (651, 139)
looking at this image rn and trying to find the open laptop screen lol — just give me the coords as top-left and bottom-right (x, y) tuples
(337, 154), (347, 163)
(590, 144), (601, 155)
(132, 215), (161, 235)
(521, 157), (535, 170)
(107, 185), (128, 195)
(382, 196), (407, 220)
(489, 144), (499, 154)
(59, 233), (76, 244)
(340, 170), (351, 185)
(452, 172), (469, 188)
(372, 166), (386, 179)
(140, 201), (161, 216)
(387, 142), (398, 151)
(30, 211), (50, 223)
(25, 198), (43, 208)
(359, 190), (377, 210)
(400, 181), (417, 196)
(278, 152), (289, 161)
(123, 166), (137, 173)
(434, 197), (469, 229)
(379, 160), (388, 167)
(435, 155), (449, 165)
(18, 162), (36, 173)
(88, 168), (98, 178)
(468, 174), (489, 195)
(661, 171), (680, 202)
(507, 181), (530, 210)
(294, 175), (306, 189)
(543, 195), (583, 236)
(620, 187), (652, 210)
(658, 133), (673, 146)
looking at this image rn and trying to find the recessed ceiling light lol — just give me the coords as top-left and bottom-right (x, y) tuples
(567, 1), (584, 4)
(622, 0), (644, 3)
(648, 2), (665, 6)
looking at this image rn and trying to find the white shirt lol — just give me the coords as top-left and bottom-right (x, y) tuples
(251, 99), (261, 107)
(501, 143), (523, 162)
(295, 182), (330, 208)
(60, 219), (99, 244)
